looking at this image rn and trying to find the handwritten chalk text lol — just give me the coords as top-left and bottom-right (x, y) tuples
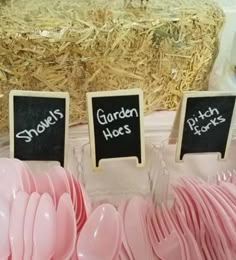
(186, 107), (226, 136)
(16, 109), (64, 143)
(96, 107), (138, 140)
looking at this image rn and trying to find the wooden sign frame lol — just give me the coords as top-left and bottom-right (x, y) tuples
(176, 91), (236, 162)
(9, 90), (70, 166)
(87, 88), (145, 169)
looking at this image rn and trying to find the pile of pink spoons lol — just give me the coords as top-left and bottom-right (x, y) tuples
(0, 190), (76, 260)
(0, 158), (90, 260)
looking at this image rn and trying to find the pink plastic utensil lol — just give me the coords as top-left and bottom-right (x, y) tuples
(23, 192), (40, 260)
(34, 173), (56, 204)
(213, 185), (236, 211)
(70, 247), (78, 260)
(175, 184), (212, 260)
(119, 244), (130, 260)
(220, 182), (236, 200)
(32, 193), (56, 260)
(152, 205), (185, 260)
(199, 185), (236, 257)
(23, 163), (37, 193)
(54, 193), (76, 260)
(113, 215), (122, 260)
(208, 185), (236, 227)
(0, 196), (11, 259)
(9, 192), (29, 260)
(190, 179), (235, 258)
(65, 171), (77, 213)
(141, 199), (154, 260)
(182, 178), (225, 260)
(66, 170), (87, 233)
(174, 205), (204, 260)
(205, 230), (218, 260)
(0, 158), (24, 201)
(16, 164), (30, 193)
(13, 159), (36, 193)
(124, 197), (150, 260)
(118, 200), (134, 260)
(146, 209), (159, 259)
(77, 204), (121, 260)
(47, 166), (71, 206)
(174, 186), (201, 247)
(45, 172), (56, 204)
(71, 173), (88, 228)
(173, 187), (196, 239)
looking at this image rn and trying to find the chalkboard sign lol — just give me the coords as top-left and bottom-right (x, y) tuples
(9, 90), (69, 166)
(87, 89), (145, 169)
(176, 92), (236, 161)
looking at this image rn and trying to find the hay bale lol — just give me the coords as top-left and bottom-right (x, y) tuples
(0, 0), (224, 133)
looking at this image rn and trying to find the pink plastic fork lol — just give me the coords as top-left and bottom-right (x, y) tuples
(150, 205), (185, 260)
(174, 205), (204, 260)
(183, 178), (227, 260)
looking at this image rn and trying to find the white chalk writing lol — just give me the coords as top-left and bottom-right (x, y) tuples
(96, 107), (138, 140)
(16, 109), (64, 143)
(186, 107), (226, 136)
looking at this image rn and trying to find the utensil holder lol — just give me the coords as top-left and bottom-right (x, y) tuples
(155, 138), (236, 203)
(73, 141), (169, 207)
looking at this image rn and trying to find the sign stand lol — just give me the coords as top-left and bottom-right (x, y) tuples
(9, 90), (69, 167)
(87, 89), (145, 169)
(175, 91), (236, 162)
(169, 100), (182, 144)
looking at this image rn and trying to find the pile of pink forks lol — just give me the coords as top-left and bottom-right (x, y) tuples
(118, 173), (236, 260)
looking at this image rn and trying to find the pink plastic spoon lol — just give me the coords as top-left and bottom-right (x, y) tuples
(32, 193), (56, 260)
(77, 204), (121, 260)
(118, 200), (134, 260)
(54, 193), (76, 260)
(0, 158), (24, 201)
(23, 192), (40, 260)
(47, 166), (70, 206)
(9, 192), (29, 260)
(34, 173), (56, 204)
(0, 196), (11, 259)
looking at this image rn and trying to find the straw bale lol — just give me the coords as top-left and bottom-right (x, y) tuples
(0, 0), (224, 132)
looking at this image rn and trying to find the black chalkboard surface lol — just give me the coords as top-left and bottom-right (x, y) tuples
(87, 89), (145, 168)
(9, 90), (69, 166)
(176, 92), (236, 161)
